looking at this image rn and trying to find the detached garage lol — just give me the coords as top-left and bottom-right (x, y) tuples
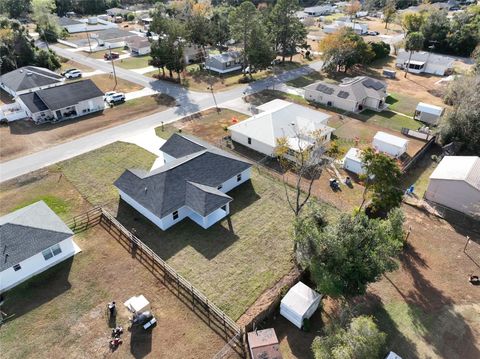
(425, 156), (480, 217)
(280, 282), (322, 329)
(372, 131), (408, 158)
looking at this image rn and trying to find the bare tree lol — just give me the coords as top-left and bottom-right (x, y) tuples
(275, 128), (329, 217)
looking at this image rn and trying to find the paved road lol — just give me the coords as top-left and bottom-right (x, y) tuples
(0, 49), (323, 182)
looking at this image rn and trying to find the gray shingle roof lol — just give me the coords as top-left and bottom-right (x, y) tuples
(59, 17), (83, 26)
(95, 28), (136, 41)
(0, 201), (73, 271)
(160, 133), (207, 158)
(0, 66), (63, 93)
(115, 134), (251, 218)
(19, 79), (104, 113)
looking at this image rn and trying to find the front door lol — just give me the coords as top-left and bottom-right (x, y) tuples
(55, 110), (62, 119)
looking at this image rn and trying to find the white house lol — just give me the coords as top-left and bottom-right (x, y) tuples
(304, 76), (387, 113)
(372, 131), (409, 158)
(0, 201), (79, 293)
(90, 28), (137, 50)
(0, 66), (64, 97)
(280, 282), (322, 329)
(395, 50), (455, 76)
(17, 79), (105, 124)
(204, 51), (242, 74)
(425, 156), (480, 217)
(59, 16), (118, 33)
(228, 99), (334, 162)
(303, 5), (335, 16)
(343, 147), (365, 175)
(323, 20), (368, 35)
(414, 102), (444, 125)
(126, 36), (151, 56)
(115, 134), (252, 230)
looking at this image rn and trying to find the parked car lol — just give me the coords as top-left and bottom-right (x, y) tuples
(64, 70), (82, 79)
(106, 93), (126, 105)
(242, 66), (257, 74)
(104, 52), (120, 60)
(104, 91), (116, 101)
(366, 31), (379, 36)
(61, 68), (78, 76)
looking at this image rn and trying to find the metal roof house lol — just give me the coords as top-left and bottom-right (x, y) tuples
(0, 66), (64, 97)
(114, 134), (252, 230)
(414, 102), (444, 125)
(229, 99), (334, 163)
(17, 79), (104, 124)
(0, 201), (79, 293)
(303, 5), (335, 16)
(304, 76), (387, 113)
(425, 156), (480, 217)
(323, 20), (368, 35)
(395, 50), (455, 76)
(204, 51), (242, 74)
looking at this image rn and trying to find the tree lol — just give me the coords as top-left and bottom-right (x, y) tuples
(312, 316), (387, 359)
(247, 21), (275, 74)
(295, 207), (405, 297)
(420, 9), (450, 52)
(345, 0), (361, 21)
(399, 11), (425, 34)
(439, 75), (480, 155)
(369, 41), (390, 61)
(274, 129), (328, 217)
(472, 45), (480, 74)
(32, 0), (62, 42)
(319, 28), (374, 73)
(0, 0), (31, 18)
(209, 5), (232, 49)
(229, 1), (259, 75)
(382, 0), (396, 31)
(269, 0), (306, 63)
(446, 11), (480, 57)
(360, 148), (403, 214)
(403, 31), (424, 78)
(186, 14), (212, 59)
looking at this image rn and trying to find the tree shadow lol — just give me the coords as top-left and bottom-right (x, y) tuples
(1, 258), (73, 323)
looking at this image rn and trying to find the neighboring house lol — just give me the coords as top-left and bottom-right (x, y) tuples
(228, 99), (334, 163)
(425, 156), (480, 217)
(247, 328), (283, 359)
(17, 79), (104, 124)
(58, 17), (86, 33)
(90, 28), (136, 49)
(0, 66), (64, 97)
(372, 131), (408, 158)
(0, 201), (79, 293)
(414, 102), (444, 125)
(343, 147), (365, 175)
(303, 5), (335, 16)
(304, 76), (387, 113)
(58, 16), (118, 33)
(114, 134), (252, 230)
(126, 36), (151, 56)
(395, 49), (455, 76)
(205, 51), (242, 74)
(280, 282), (322, 329)
(323, 20), (368, 35)
(184, 43), (203, 64)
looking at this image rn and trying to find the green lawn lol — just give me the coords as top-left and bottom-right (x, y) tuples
(285, 71), (324, 88)
(358, 110), (422, 131)
(116, 55), (152, 69)
(58, 142), (156, 207)
(386, 92), (419, 116)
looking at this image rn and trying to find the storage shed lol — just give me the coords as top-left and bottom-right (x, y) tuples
(425, 156), (480, 217)
(372, 131), (408, 157)
(343, 147), (365, 175)
(247, 328), (283, 359)
(280, 282), (322, 329)
(414, 102), (444, 125)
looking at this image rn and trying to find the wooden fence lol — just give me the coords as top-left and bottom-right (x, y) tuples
(65, 208), (246, 358)
(402, 136), (436, 173)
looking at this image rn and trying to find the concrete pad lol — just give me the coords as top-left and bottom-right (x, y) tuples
(124, 87), (158, 101)
(82, 69), (105, 77)
(131, 66), (156, 74)
(121, 129), (165, 171)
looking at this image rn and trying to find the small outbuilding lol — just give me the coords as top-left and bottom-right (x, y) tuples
(372, 131), (408, 158)
(343, 147), (365, 175)
(124, 295), (151, 313)
(414, 102), (444, 125)
(247, 328), (283, 359)
(425, 156), (480, 217)
(280, 282), (322, 329)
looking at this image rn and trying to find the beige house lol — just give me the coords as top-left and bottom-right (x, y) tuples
(304, 76), (387, 113)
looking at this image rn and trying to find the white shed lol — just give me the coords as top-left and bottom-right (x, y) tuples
(425, 156), (480, 217)
(343, 147), (365, 175)
(414, 102), (444, 125)
(280, 282), (322, 329)
(372, 131), (408, 157)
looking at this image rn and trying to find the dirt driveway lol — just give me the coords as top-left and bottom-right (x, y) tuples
(0, 95), (173, 162)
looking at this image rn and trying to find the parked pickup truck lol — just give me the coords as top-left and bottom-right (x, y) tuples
(104, 52), (120, 60)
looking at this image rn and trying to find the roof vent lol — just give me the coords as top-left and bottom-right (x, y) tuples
(26, 72), (33, 76)
(19, 69), (23, 73)
(144, 187), (148, 193)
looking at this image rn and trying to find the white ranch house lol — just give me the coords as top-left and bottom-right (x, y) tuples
(425, 156), (480, 217)
(115, 134), (252, 230)
(0, 201), (79, 293)
(228, 99), (334, 163)
(304, 76), (387, 113)
(0, 66), (64, 97)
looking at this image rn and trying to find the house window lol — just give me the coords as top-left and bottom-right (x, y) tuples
(217, 184), (223, 190)
(13, 264), (21, 271)
(42, 244), (62, 261)
(248, 137), (252, 145)
(221, 205), (227, 211)
(225, 61), (231, 68)
(172, 211), (179, 220)
(237, 173), (242, 182)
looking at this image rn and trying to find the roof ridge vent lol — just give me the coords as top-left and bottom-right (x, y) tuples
(26, 72), (33, 76)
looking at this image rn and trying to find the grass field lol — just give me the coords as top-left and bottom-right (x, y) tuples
(116, 55), (152, 69)
(88, 74), (143, 93)
(285, 71), (324, 88)
(357, 110), (422, 131)
(386, 92), (420, 116)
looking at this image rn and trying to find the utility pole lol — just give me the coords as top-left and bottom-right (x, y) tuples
(109, 47), (118, 89)
(85, 26), (92, 53)
(42, 30), (50, 51)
